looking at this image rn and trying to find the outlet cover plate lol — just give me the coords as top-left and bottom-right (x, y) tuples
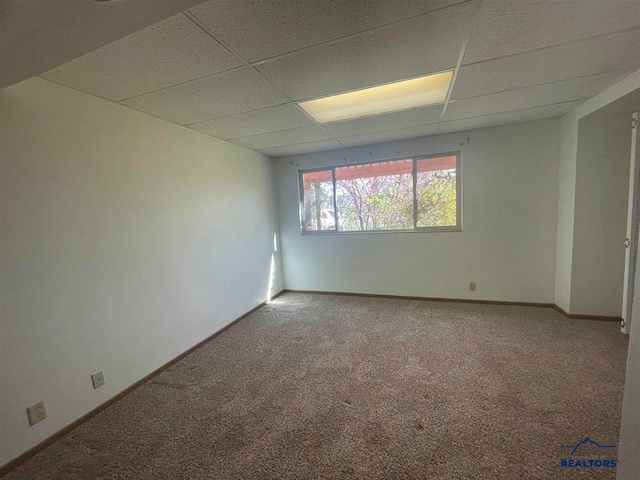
(469, 282), (476, 291)
(92, 370), (105, 389)
(27, 401), (47, 426)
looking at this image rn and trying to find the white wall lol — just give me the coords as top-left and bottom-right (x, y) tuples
(548, 69), (640, 478)
(275, 120), (560, 303)
(555, 69), (640, 314)
(554, 115), (578, 312)
(570, 113), (631, 316)
(0, 78), (283, 466)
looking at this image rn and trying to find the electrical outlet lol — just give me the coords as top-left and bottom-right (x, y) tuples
(469, 282), (477, 291)
(91, 370), (105, 389)
(27, 401), (47, 426)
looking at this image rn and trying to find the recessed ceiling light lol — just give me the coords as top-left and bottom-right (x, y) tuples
(297, 71), (453, 124)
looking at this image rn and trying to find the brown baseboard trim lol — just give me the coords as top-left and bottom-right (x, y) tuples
(552, 304), (621, 322)
(0, 288), (617, 475)
(284, 289), (555, 308)
(0, 291), (283, 478)
(284, 289), (622, 322)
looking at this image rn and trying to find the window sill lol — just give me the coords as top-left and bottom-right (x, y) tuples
(301, 227), (462, 236)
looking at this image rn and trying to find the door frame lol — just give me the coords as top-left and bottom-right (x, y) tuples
(622, 111), (639, 334)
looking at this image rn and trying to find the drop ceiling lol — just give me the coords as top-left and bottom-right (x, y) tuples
(13, 0), (640, 157)
(0, 0), (209, 88)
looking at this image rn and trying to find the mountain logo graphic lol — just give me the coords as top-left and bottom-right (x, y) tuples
(561, 437), (616, 456)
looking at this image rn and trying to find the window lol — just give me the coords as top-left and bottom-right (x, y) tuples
(300, 169), (335, 231)
(299, 153), (460, 234)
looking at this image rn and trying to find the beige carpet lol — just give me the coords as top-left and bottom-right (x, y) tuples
(4, 293), (629, 479)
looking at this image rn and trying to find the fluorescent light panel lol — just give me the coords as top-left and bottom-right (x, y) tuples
(298, 71), (453, 123)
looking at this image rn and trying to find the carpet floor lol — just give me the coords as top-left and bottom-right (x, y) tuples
(4, 293), (629, 479)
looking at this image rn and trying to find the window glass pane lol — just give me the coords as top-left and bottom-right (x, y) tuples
(416, 155), (457, 227)
(302, 170), (335, 231)
(335, 159), (414, 231)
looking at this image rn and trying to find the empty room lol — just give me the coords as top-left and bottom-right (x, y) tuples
(3, 1), (640, 479)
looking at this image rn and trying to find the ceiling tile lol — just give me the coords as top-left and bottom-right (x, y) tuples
(465, 0), (640, 65)
(453, 29), (640, 99)
(120, 67), (289, 125)
(339, 124), (440, 147)
(40, 13), (242, 102)
(41, 62), (146, 102)
(439, 102), (579, 134)
(260, 140), (343, 157)
(445, 72), (624, 121)
(189, 0), (469, 63)
(1, 0), (208, 88)
(230, 125), (333, 150)
(324, 105), (443, 138)
(188, 104), (314, 139)
(255, 3), (474, 101)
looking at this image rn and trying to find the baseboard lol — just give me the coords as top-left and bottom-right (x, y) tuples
(284, 289), (555, 308)
(284, 289), (622, 322)
(1, 288), (618, 476)
(552, 304), (621, 322)
(0, 290), (284, 478)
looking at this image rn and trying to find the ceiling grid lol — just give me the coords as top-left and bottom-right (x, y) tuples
(182, 9), (346, 149)
(437, 0), (485, 133)
(10, 0), (638, 157)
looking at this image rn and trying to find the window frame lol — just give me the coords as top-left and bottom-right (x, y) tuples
(298, 151), (462, 235)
